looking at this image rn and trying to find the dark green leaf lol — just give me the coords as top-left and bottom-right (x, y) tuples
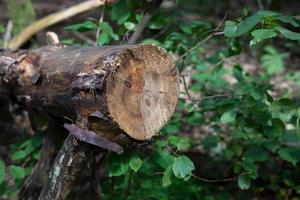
(108, 153), (129, 177)
(276, 27), (300, 40)
(277, 16), (299, 27)
(244, 146), (269, 162)
(278, 147), (300, 166)
(202, 135), (219, 148)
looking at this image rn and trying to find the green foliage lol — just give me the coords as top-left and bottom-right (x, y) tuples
(7, 0), (36, 34)
(3, 0), (300, 199)
(0, 133), (43, 197)
(172, 156), (195, 180)
(224, 10), (300, 45)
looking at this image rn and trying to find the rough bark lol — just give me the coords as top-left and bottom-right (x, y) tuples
(0, 45), (179, 144)
(38, 135), (92, 200)
(18, 122), (64, 200)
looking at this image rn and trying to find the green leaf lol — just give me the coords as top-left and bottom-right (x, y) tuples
(0, 160), (5, 184)
(224, 21), (238, 37)
(172, 155), (195, 180)
(256, 10), (282, 17)
(176, 137), (191, 150)
(64, 20), (97, 32)
(244, 146), (269, 162)
(129, 154), (142, 172)
(11, 150), (27, 161)
(238, 175), (251, 190)
(202, 135), (219, 148)
(97, 33), (109, 45)
(152, 149), (174, 169)
(250, 29), (277, 45)
(8, 165), (25, 180)
(261, 46), (287, 75)
(277, 16), (299, 27)
(278, 147), (300, 166)
(99, 22), (113, 35)
(108, 153), (129, 177)
(242, 159), (257, 173)
(111, 0), (130, 24)
(162, 165), (173, 187)
(276, 27), (300, 40)
(124, 22), (135, 30)
(224, 14), (262, 37)
(221, 109), (236, 123)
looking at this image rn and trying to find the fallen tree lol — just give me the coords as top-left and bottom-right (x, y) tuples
(0, 43), (179, 199)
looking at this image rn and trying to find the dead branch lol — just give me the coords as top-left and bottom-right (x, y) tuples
(8, 0), (117, 49)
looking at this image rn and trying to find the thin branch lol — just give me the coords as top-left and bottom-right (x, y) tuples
(3, 20), (12, 49)
(8, 0), (117, 49)
(179, 94), (231, 102)
(128, 0), (164, 44)
(71, 31), (95, 45)
(181, 75), (193, 102)
(177, 13), (227, 61)
(191, 173), (247, 183)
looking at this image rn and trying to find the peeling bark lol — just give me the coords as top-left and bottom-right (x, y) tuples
(38, 135), (92, 200)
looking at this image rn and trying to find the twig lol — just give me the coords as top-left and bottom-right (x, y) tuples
(179, 94), (231, 102)
(3, 21), (12, 49)
(71, 31), (95, 45)
(95, 2), (105, 45)
(154, 172), (248, 183)
(8, 0), (117, 49)
(128, 0), (164, 44)
(177, 13), (227, 61)
(191, 173), (246, 183)
(181, 75), (193, 102)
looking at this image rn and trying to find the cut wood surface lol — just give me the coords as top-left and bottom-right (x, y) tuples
(0, 44), (179, 147)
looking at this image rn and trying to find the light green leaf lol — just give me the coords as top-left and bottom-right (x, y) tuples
(8, 165), (25, 180)
(250, 29), (277, 45)
(238, 175), (251, 190)
(278, 147), (300, 166)
(221, 110), (236, 123)
(124, 22), (135, 30)
(0, 160), (5, 184)
(172, 155), (195, 180)
(129, 155), (142, 172)
(162, 165), (173, 187)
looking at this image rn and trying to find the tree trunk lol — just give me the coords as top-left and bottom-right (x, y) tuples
(0, 45), (179, 147)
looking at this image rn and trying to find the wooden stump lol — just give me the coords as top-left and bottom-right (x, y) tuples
(0, 44), (179, 147)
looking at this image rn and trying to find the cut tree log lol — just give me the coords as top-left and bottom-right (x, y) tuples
(0, 44), (180, 151)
